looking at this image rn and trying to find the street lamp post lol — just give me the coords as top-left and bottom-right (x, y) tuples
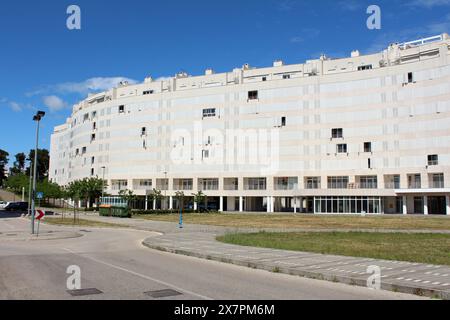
(101, 166), (106, 200)
(164, 171), (168, 210)
(31, 111), (45, 235)
(27, 159), (33, 217)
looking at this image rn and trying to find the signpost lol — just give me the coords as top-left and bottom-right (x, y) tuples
(35, 209), (45, 237)
(36, 192), (44, 209)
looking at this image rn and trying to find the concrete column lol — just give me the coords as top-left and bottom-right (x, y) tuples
(193, 178), (199, 192)
(271, 196), (275, 213)
(169, 196), (173, 210)
(145, 195), (148, 211)
(446, 196), (450, 216)
(267, 196), (271, 213)
(402, 196), (408, 215)
(194, 201), (198, 211)
(313, 197), (316, 214)
(219, 196), (224, 212)
(239, 196), (244, 212)
(293, 197), (297, 214)
(423, 196), (429, 215)
(153, 199), (156, 210)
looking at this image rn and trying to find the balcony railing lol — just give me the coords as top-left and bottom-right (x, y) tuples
(384, 182), (400, 189)
(305, 182), (321, 189)
(431, 181), (445, 189)
(244, 185), (267, 191)
(408, 182), (422, 189)
(274, 184), (297, 190)
(200, 185), (219, 191)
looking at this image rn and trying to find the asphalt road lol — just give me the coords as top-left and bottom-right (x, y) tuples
(0, 213), (425, 300)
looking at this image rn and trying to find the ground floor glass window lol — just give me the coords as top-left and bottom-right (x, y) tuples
(314, 196), (382, 214)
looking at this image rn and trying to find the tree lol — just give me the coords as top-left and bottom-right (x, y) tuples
(26, 149), (49, 181)
(14, 153), (26, 173)
(4, 173), (28, 194)
(152, 189), (163, 209)
(0, 149), (9, 187)
(65, 177), (105, 208)
(175, 191), (185, 210)
(36, 179), (63, 203)
(192, 191), (206, 213)
(119, 189), (137, 206)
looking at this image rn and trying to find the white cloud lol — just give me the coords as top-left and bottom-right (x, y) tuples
(43, 95), (68, 112)
(9, 102), (23, 112)
(28, 76), (138, 96)
(408, 0), (450, 8)
(290, 28), (321, 44)
(338, 0), (363, 11)
(1, 99), (32, 113)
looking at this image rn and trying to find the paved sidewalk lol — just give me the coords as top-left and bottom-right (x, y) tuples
(68, 215), (450, 300)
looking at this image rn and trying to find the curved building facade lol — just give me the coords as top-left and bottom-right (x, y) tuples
(50, 34), (450, 215)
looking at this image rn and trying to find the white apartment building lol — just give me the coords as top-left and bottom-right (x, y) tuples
(50, 34), (450, 215)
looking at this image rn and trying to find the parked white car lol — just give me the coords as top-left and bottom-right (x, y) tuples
(0, 201), (9, 209)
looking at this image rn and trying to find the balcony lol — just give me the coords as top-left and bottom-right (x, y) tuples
(385, 182), (401, 189)
(174, 179), (193, 191)
(408, 182), (422, 189)
(224, 178), (239, 191)
(244, 178), (267, 191)
(274, 177), (298, 191)
(199, 179), (219, 191)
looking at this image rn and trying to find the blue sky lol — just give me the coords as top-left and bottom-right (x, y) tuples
(1, 0), (449, 166)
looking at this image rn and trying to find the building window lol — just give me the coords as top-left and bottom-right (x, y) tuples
(305, 177), (321, 189)
(408, 72), (414, 83)
(283, 74), (291, 79)
(281, 117), (286, 127)
(364, 142), (372, 153)
(328, 176), (349, 189)
(202, 108), (216, 118)
(139, 180), (152, 187)
(431, 173), (444, 188)
(358, 65), (372, 71)
(332, 128), (343, 139)
(93, 122), (97, 130)
(82, 147), (87, 154)
(92, 111), (97, 118)
(83, 113), (89, 122)
(359, 176), (378, 189)
(262, 77), (267, 82)
(202, 150), (210, 159)
(428, 155), (438, 166)
(245, 178), (267, 190)
(91, 157), (95, 165)
(141, 127), (147, 136)
(248, 90), (259, 101)
(119, 105), (125, 113)
(75, 149), (79, 156)
(143, 90), (154, 95)
(91, 168), (95, 176)
(91, 134), (96, 142)
(337, 144), (347, 154)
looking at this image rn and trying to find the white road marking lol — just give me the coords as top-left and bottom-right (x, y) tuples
(62, 247), (213, 300)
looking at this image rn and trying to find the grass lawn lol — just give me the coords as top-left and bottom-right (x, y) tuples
(134, 213), (450, 231)
(43, 217), (129, 229)
(217, 232), (450, 266)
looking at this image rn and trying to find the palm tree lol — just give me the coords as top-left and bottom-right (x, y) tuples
(192, 191), (206, 213)
(174, 191), (185, 210)
(119, 189), (137, 208)
(152, 189), (163, 210)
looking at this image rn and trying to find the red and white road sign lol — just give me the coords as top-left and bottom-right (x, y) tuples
(36, 210), (45, 220)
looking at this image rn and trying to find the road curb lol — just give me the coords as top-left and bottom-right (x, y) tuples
(142, 240), (449, 300)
